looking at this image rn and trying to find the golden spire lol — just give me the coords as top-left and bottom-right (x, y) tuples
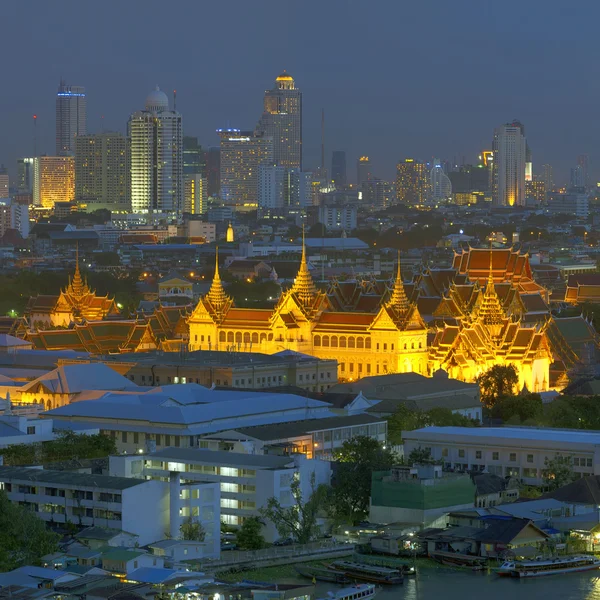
(206, 247), (229, 310)
(290, 226), (317, 305)
(66, 243), (89, 300)
(478, 243), (504, 328)
(387, 250), (410, 313)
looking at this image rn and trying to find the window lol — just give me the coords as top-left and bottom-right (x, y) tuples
(522, 468), (537, 478)
(442, 448), (448, 457)
(527, 454), (534, 463)
(509, 453), (517, 462)
(133, 432), (139, 444)
(122, 432), (127, 443)
(492, 452), (499, 461)
(587, 458), (593, 467)
(27, 426), (35, 435)
(458, 449), (465, 458)
(475, 451), (482, 459)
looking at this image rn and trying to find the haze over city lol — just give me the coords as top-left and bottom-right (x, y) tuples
(2, 0), (599, 183)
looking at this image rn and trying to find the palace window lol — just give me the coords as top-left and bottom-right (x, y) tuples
(227, 332), (234, 343)
(243, 332), (250, 344)
(365, 338), (371, 349)
(314, 335), (321, 346)
(348, 337), (355, 348)
(331, 336), (338, 347)
(340, 336), (347, 348)
(357, 337), (364, 349)
(252, 333), (258, 344)
(220, 331), (226, 342)
(235, 332), (242, 343)
(323, 336), (330, 347)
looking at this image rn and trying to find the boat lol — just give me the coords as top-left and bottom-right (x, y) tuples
(316, 584), (378, 600)
(496, 555), (600, 578)
(328, 560), (404, 585)
(430, 551), (487, 571)
(294, 565), (351, 584)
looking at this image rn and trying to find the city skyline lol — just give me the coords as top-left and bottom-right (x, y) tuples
(2, 1), (600, 186)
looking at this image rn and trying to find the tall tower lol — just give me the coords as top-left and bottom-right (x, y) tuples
(541, 164), (553, 196)
(56, 80), (87, 156)
(127, 87), (183, 216)
(331, 151), (347, 187)
(256, 71), (302, 169)
(357, 156), (371, 187)
(492, 120), (527, 207)
(577, 154), (589, 190)
(430, 159), (452, 201)
(396, 159), (428, 205)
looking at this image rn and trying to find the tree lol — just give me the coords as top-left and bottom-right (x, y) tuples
(260, 472), (328, 544)
(94, 252), (121, 267)
(491, 393), (543, 424)
(406, 446), (435, 465)
(179, 516), (206, 541)
(0, 490), (59, 570)
(329, 436), (396, 524)
(543, 456), (577, 491)
(387, 403), (428, 445)
(235, 516), (265, 550)
(477, 364), (519, 409)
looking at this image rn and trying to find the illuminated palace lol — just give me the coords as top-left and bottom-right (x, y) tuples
(188, 245), (554, 391)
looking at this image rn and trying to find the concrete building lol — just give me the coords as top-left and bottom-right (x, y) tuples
(0, 198), (29, 238)
(183, 174), (207, 215)
(361, 179), (392, 210)
(0, 410), (57, 448)
(75, 133), (129, 212)
(256, 71), (302, 170)
(111, 449), (329, 541)
(357, 156), (371, 187)
(288, 169), (313, 208)
(34, 156), (75, 208)
(430, 159), (452, 201)
(17, 158), (36, 194)
(402, 427), (600, 485)
(56, 81), (87, 156)
(258, 164), (286, 210)
(396, 159), (428, 205)
(492, 120), (527, 207)
(546, 191), (589, 219)
(0, 165), (8, 198)
(218, 129), (273, 211)
(331, 151), (346, 187)
(182, 220), (216, 242)
(370, 464), (476, 525)
(318, 205), (357, 231)
(128, 87), (183, 216)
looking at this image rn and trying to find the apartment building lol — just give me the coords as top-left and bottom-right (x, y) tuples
(0, 465), (219, 553)
(403, 427), (600, 485)
(110, 449), (330, 542)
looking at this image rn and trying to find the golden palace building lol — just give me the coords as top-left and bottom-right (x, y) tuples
(188, 244), (553, 391)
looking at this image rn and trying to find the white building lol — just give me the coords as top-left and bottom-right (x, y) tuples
(111, 448), (330, 542)
(492, 120), (527, 207)
(258, 164), (286, 210)
(546, 191), (589, 219)
(0, 411), (56, 448)
(128, 87), (183, 217)
(0, 198), (29, 238)
(288, 169), (313, 208)
(318, 205), (357, 231)
(430, 159), (452, 201)
(56, 81), (87, 156)
(403, 426), (600, 485)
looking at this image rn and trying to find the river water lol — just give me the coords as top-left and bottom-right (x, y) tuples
(308, 568), (600, 600)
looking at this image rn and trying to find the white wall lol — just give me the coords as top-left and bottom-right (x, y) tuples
(121, 480), (170, 545)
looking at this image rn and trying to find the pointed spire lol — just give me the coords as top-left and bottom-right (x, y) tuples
(478, 243), (505, 328)
(206, 247), (230, 310)
(66, 243), (89, 300)
(290, 226), (317, 305)
(387, 250), (410, 313)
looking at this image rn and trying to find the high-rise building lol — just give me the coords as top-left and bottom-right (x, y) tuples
(256, 71), (302, 169)
(218, 129), (273, 211)
(541, 164), (553, 196)
(128, 87), (183, 216)
(0, 165), (8, 198)
(492, 120), (527, 207)
(288, 170), (313, 208)
(56, 80), (87, 156)
(361, 179), (392, 210)
(34, 156), (75, 208)
(74, 133), (129, 212)
(331, 151), (347, 187)
(577, 154), (589, 190)
(357, 156), (371, 187)
(396, 159), (428, 205)
(0, 198), (29, 238)
(183, 174), (207, 215)
(571, 164), (586, 189)
(206, 148), (220, 197)
(525, 177), (545, 205)
(430, 159), (452, 201)
(258, 164), (287, 211)
(17, 158), (36, 194)
(183, 137), (206, 176)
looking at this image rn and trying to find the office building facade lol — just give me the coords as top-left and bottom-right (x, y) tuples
(492, 120), (527, 206)
(357, 156), (371, 186)
(0, 166), (8, 198)
(256, 71), (302, 169)
(258, 164), (286, 210)
(56, 81), (87, 156)
(34, 156), (75, 208)
(331, 151), (347, 187)
(75, 133), (129, 212)
(396, 159), (428, 205)
(128, 87), (183, 216)
(430, 159), (452, 201)
(183, 174), (207, 215)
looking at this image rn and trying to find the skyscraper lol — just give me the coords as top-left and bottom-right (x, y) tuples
(258, 164), (287, 211)
(577, 154), (589, 190)
(74, 132), (129, 212)
(0, 166), (8, 198)
(183, 175), (207, 215)
(331, 151), (347, 187)
(56, 80), (87, 156)
(541, 164), (553, 196)
(430, 159), (452, 201)
(492, 120), (527, 207)
(34, 156), (75, 208)
(128, 87), (183, 216)
(17, 158), (36, 194)
(357, 156), (371, 186)
(396, 159), (428, 205)
(218, 129), (273, 210)
(183, 137), (206, 176)
(256, 71), (302, 169)
(206, 147), (220, 197)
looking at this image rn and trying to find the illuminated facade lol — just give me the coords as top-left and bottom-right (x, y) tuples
(357, 156), (371, 187)
(430, 159), (452, 201)
(256, 71), (302, 169)
(525, 177), (545, 205)
(183, 174), (207, 215)
(218, 129), (274, 210)
(56, 81), (86, 156)
(75, 133), (129, 212)
(492, 121), (526, 207)
(128, 87), (183, 216)
(188, 247), (429, 380)
(396, 159), (429, 205)
(35, 156), (75, 209)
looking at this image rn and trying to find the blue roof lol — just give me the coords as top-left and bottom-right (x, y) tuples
(127, 567), (177, 584)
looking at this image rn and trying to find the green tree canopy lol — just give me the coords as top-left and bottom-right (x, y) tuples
(543, 456), (577, 491)
(235, 516), (265, 550)
(491, 393), (543, 424)
(179, 516), (206, 541)
(477, 364), (519, 409)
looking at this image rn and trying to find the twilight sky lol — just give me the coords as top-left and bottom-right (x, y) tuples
(1, 0), (598, 185)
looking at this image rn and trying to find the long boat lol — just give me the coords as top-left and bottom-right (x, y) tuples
(316, 584), (378, 600)
(328, 560), (403, 585)
(294, 565), (351, 584)
(430, 551), (487, 570)
(496, 555), (600, 578)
